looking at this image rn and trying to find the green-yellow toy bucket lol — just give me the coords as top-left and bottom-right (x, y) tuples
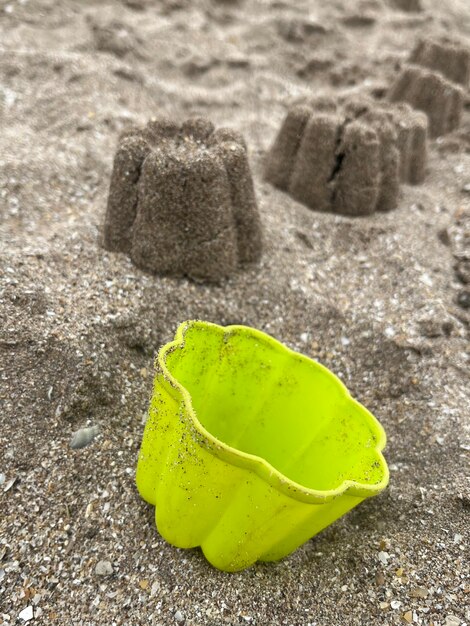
(136, 320), (389, 572)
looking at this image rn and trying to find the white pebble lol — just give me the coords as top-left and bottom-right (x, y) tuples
(18, 606), (34, 622)
(420, 273), (433, 287)
(151, 580), (161, 596)
(378, 551), (390, 565)
(95, 560), (113, 576)
(175, 610), (184, 622)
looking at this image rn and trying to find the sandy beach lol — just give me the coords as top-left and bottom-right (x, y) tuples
(0, 0), (469, 624)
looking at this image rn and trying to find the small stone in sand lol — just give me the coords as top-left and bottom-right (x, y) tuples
(18, 606), (34, 622)
(70, 425), (100, 450)
(95, 560), (113, 577)
(378, 551), (390, 564)
(409, 586), (429, 598)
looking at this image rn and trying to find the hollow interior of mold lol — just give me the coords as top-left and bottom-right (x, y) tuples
(164, 323), (386, 493)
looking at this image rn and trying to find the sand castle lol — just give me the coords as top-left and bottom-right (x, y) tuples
(409, 36), (470, 87)
(265, 97), (428, 216)
(389, 36), (469, 137)
(389, 65), (465, 137)
(103, 117), (262, 282)
(343, 98), (428, 185)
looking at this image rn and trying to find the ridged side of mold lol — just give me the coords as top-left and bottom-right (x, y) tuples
(103, 136), (151, 253)
(410, 37), (470, 87)
(288, 113), (341, 212)
(389, 64), (465, 137)
(264, 106), (312, 191)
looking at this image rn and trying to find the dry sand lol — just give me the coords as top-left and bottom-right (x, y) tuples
(0, 0), (469, 624)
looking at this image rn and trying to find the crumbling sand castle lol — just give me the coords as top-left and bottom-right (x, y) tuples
(342, 98), (428, 185)
(103, 117), (263, 282)
(265, 97), (428, 216)
(389, 36), (469, 137)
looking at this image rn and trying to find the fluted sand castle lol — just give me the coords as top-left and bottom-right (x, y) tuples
(389, 36), (470, 137)
(103, 117), (262, 282)
(265, 97), (428, 216)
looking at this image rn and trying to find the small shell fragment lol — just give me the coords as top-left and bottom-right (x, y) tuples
(3, 477), (17, 492)
(70, 425), (100, 450)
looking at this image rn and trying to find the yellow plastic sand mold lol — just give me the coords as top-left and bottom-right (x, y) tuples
(136, 320), (389, 572)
